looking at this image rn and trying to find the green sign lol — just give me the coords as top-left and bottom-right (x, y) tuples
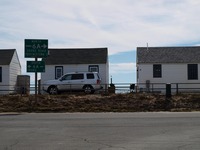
(25, 39), (48, 58)
(27, 61), (45, 72)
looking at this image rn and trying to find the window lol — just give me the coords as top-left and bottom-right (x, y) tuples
(0, 67), (2, 82)
(55, 66), (63, 79)
(188, 64), (198, 80)
(89, 65), (99, 72)
(87, 73), (94, 79)
(61, 74), (72, 80)
(71, 74), (84, 80)
(153, 64), (162, 78)
(61, 73), (84, 81)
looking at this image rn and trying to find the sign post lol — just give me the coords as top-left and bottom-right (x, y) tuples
(35, 58), (38, 104)
(25, 39), (48, 107)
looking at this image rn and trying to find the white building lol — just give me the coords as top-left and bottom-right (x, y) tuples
(0, 49), (21, 94)
(137, 46), (200, 93)
(41, 48), (109, 88)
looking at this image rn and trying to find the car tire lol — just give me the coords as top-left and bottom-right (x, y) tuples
(48, 86), (58, 95)
(83, 85), (94, 94)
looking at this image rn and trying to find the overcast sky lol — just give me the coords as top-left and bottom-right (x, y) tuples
(1, 0), (200, 84)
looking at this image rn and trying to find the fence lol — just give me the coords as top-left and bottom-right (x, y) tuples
(137, 83), (200, 94)
(1, 82), (200, 95)
(0, 84), (32, 95)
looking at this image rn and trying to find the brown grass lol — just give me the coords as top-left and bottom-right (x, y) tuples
(0, 93), (200, 112)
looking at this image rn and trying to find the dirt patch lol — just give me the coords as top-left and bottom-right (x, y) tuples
(0, 93), (200, 112)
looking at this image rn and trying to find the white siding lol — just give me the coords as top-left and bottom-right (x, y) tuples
(138, 63), (200, 93)
(9, 51), (21, 84)
(9, 51), (21, 93)
(0, 65), (9, 94)
(41, 64), (108, 84)
(0, 51), (21, 94)
(41, 63), (109, 87)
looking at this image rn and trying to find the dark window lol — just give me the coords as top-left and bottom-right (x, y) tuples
(71, 74), (84, 80)
(55, 66), (63, 79)
(0, 67), (2, 82)
(89, 65), (99, 72)
(153, 64), (162, 78)
(188, 64), (198, 80)
(61, 74), (72, 80)
(87, 73), (94, 79)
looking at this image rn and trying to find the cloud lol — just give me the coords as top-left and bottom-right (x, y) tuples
(1, 0), (200, 52)
(1, 0), (200, 83)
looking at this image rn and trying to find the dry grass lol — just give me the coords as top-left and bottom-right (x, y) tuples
(0, 93), (200, 112)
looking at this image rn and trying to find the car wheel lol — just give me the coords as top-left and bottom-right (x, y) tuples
(83, 85), (94, 94)
(48, 86), (58, 95)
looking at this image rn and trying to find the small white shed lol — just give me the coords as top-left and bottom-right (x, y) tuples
(0, 49), (21, 94)
(41, 48), (109, 88)
(137, 46), (200, 93)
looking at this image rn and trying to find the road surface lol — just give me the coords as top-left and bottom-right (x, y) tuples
(0, 112), (200, 150)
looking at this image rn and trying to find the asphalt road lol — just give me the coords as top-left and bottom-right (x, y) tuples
(0, 112), (200, 150)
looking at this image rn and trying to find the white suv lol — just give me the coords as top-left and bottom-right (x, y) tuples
(43, 72), (102, 94)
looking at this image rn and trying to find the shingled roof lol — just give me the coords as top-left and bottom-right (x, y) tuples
(137, 46), (200, 63)
(0, 49), (15, 65)
(43, 48), (108, 65)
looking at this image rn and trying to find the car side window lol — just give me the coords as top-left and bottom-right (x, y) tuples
(71, 74), (84, 80)
(87, 73), (94, 79)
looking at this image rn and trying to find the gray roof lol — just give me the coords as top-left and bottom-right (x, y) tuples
(43, 48), (108, 65)
(0, 49), (15, 65)
(137, 46), (200, 63)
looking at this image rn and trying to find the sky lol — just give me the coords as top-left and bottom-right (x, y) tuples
(1, 0), (200, 84)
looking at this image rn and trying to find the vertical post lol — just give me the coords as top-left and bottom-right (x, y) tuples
(35, 57), (38, 105)
(176, 83), (179, 95)
(166, 83), (171, 98)
(38, 80), (41, 95)
(165, 83), (171, 111)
